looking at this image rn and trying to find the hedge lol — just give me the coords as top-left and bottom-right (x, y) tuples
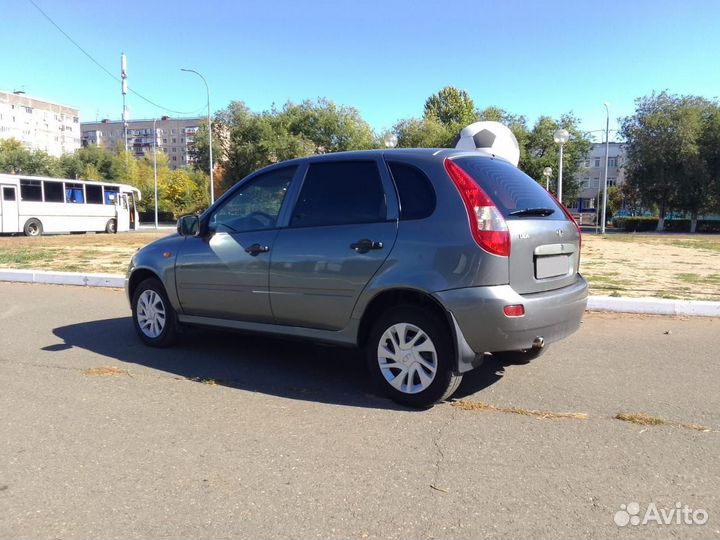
(139, 211), (175, 223)
(612, 217), (720, 233)
(611, 217), (659, 231)
(664, 219), (720, 233)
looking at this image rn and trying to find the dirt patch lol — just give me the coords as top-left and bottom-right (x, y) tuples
(580, 234), (720, 301)
(82, 366), (130, 377)
(0, 231), (168, 274)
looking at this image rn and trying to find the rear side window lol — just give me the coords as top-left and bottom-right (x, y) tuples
(291, 161), (386, 228)
(388, 162), (436, 220)
(66, 183), (85, 204)
(44, 181), (64, 203)
(86, 184), (103, 204)
(453, 157), (565, 220)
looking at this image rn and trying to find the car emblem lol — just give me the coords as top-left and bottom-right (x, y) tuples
(556, 229), (564, 237)
(518, 233), (529, 239)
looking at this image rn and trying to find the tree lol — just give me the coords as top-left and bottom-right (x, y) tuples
(393, 117), (454, 148)
(423, 87), (476, 127)
(0, 138), (60, 176)
(620, 92), (718, 231)
(521, 114), (591, 202)
(194, 99), (376, 194)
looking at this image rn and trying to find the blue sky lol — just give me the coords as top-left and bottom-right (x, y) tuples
(2, 0), (719, 141)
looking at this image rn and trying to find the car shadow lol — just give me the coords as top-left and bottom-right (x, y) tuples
(49, 318), (506, 410)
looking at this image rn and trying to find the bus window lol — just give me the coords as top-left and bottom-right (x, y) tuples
(44, 181), (65, 203)
(66, 183), (85, 204)
(104, 186), (119, 205)
(20, 179), (42, 201)
(86, 184), (103, 204)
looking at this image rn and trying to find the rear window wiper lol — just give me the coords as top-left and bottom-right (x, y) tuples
(508, 207), (556, 217)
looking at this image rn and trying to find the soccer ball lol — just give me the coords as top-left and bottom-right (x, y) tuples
(453, 121), (520, 167)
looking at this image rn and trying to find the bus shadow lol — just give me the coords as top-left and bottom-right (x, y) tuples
(49, 318), (505, 410)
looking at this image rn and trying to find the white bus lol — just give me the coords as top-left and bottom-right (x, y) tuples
(0, 174), (141, 236)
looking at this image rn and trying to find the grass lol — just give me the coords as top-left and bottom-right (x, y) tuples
(452, 400), (589, 420)
(614, 412), (712, 432)
(674, 273), (720, 285)
(614, 412), (667, 426)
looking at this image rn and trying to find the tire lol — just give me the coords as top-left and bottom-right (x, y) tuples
(366, 305), (462, 408)
(105, 219), (117, 234)
(23, 218), (43, 237)
(131, 278), (178, 347)
(492, 346), (548, 365)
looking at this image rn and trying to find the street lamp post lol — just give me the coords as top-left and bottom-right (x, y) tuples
(601, 102), (610, 234)
(553, 128), (570, 203)
(153, 118), (159, 229)
(542, 167), (553, 191)
(181, 68), (214, 204)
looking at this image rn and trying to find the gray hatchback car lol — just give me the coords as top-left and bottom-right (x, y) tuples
(126, 149), (587, 407)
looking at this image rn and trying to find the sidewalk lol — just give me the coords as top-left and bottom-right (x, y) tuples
(1, 268), (719, 317)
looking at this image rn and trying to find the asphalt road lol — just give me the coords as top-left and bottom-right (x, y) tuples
(1, 282), (718, 539)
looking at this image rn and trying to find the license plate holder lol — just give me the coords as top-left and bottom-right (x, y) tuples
(535, 254), (570, 279)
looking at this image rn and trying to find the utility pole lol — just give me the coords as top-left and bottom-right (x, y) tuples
(121, 53), (128, 155)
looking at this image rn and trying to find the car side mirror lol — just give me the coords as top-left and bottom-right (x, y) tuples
(177, 215), (200, 236)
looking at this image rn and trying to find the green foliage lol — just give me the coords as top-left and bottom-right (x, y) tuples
(606, 185), (623, 219)
(620, 92), (720, 230)
(611, 216), (660, 231)
(0, 137), (210, 219)
(423, 86), (476, 127)
(521, 114), (591, 201)
(0, 138), (60, 176)
(192, 98), (376, 194)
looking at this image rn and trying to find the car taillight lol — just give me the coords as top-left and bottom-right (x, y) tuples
(444, 159), (510, 257)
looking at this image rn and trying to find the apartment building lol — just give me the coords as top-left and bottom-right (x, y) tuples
(572, 142), (626, 212)
(81, 116), (202, 169)
(0, 90), (81, 156)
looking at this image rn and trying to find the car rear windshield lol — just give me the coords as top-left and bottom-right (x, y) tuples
(452, 156), (565, 220)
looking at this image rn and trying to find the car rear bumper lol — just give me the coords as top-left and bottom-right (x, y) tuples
(434, 276), (588, 369)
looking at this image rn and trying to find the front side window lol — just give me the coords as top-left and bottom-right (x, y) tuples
(290, 161), (386, 228)
(2, 187), (16, 201)
(209, 166), (296, 233)
(104, 186), (119, 205)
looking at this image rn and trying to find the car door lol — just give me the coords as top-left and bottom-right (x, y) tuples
(269, 158), (399, 331)
(175, 165), (297, 322)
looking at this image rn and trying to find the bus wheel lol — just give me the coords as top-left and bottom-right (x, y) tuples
(105, 219), (117, 234)
(23, 218), (43, 237)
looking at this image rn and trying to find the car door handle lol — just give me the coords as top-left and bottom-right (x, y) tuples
(350, 239), (383, 254)
(245, 243), (270, 256)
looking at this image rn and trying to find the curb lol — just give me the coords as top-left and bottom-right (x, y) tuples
(587, 296), (720, 318)
(1, 269), (718, 317)
(0, 269), (124, 288)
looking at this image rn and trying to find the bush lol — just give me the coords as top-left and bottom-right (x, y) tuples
(612, 217), (720, 233)
(612, 216), (659, 231)
(139, 211), (175, 223)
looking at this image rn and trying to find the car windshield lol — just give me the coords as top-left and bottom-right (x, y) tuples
(453, 156), (566, 220)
